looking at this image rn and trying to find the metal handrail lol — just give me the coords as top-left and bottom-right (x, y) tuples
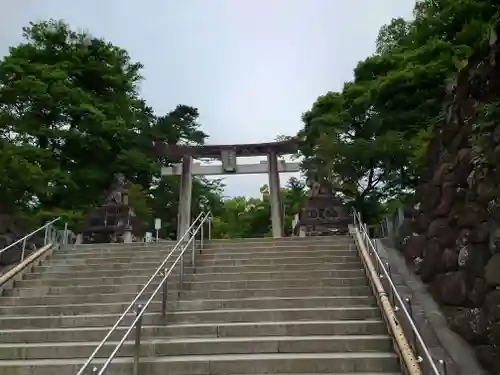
(0, 217), (69, 261)
(353, 210), (442, 375)
(76, 211), (212, 375)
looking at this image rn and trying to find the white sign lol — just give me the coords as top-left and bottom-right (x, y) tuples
(154, 218), (161, 230)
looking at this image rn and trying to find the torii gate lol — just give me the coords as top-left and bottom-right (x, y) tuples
(153, 139), (301, 238)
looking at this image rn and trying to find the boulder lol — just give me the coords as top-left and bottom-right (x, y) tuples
(485, 253), (500, 287)
(442, 248), (458, 272)
(475, 345), (500, 375)
(420, 239), (444, 282)
(431, 271), (468, 306)
(404, 234), (426, 260)
(448, 307), (488, 344)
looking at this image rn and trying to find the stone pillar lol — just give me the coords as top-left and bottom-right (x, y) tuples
(177, 155), (193, 240)
(267, 151), (283, 238)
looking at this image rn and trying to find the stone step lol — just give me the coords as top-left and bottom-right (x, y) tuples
(49, 249), (359, 264)
(46, 252), (177, 265)
(57, 243), (356, 258)
(0, 307), (381, 329)
(7, 276), (369, 298)
(195, 255), (362, 267)
(183, 278), (369, 292)
(0, 295), (375, 316)
(64, 237), (353, 255)
(14, 269), (366, 288)
(26, 262), (364, 280)
(0, 352), (400, 375)
(13, 274), (168, 288)
(182, 286), (374, 301)
(39, 255), (362, 272)
(25, 266), (185, 280)
(34, 259), (180, 273)
(187, 269), (366, 282)
(0, 320), (388, 343)
(0, 335), (393, 360)
(0, 283), (371, 311)
(205, 236), (354, 246)
(201, 243), (356, 252)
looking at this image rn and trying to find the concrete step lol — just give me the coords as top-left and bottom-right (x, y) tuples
(34, 259), (180, 272)
(13, 274), (167, 288)
(187, 270), (367, 282)
(14, 269), (366, 288)
(48, 249), (359, 265)
(0, 335), (393, 360)
(58, 245), (176, 257)
(0, 307), (382, 329)
(7, 276), (369, 298)
(45, 253), (179, 266)
(0, 320), (388, 343)
(61, 237), (353, 255)
(5, 282), (161, 298)
(39, 255), (362, 272)
(1, 283), (372, 305)
(182, 286), (374, 300)
(205, 236), (354, 246)
(0, 295), (376, 316)
(197, 248), (357, 259)
(195, 255), (361, 267)
(183, 278), (369, 291)
(25, 262), (363, 280)
(0, 352), (400, 375)
(55, 244), (356, 259)
(24, 265), (185, 280)
(201, 243), (356, 252)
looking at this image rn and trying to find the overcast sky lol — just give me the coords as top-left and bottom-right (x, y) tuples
(1, 0), (415, 198)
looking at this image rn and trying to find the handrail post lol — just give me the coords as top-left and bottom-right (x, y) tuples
(63, 222), (68, 245)
(405, 296), (419, 357)
(133, 304), (143, 375)
(439, 359), (447, 375)
(161, 278), (168, 317)
(179, 246), (184, 297)
(208, 216), (212, 240)
(21, 238), (27, 261)
(44, 225), (49, 245)
(200, 223), (204, 253)
(191, 230), (196, 269)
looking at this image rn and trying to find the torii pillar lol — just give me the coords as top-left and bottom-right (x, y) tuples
(156, 139), (300, 239)
(177, 155), (193, 238)
(267, 150), (283, 238)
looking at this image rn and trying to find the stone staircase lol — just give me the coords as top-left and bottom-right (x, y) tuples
(0, 236), (402, 374)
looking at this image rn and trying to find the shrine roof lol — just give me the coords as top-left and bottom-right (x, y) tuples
(153, 138), (299, 159)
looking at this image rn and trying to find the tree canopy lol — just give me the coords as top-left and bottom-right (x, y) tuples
(0, 19), (307, 239)
(298, 0), (500, 223)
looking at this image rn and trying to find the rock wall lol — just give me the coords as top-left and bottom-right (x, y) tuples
(397, 28), (500, 374)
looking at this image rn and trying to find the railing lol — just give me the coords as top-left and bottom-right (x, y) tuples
(76, 211), (212, 375)
(0, 217), (71, 264)
(353, 210), (445, 375)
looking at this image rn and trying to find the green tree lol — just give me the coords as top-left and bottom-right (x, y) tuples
(0, 19), (222, 235)
(298, 0), (500, 223)
(210, 178), (306, 239)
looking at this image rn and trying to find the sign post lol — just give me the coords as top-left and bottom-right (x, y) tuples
(154, 218), (161, 242)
